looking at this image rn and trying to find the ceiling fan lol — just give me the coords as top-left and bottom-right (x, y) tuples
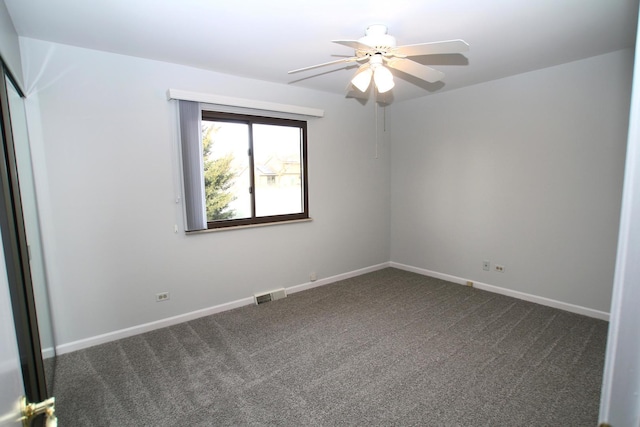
(288, 24), (469, 94)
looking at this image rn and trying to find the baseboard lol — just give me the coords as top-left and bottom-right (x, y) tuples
(286, 262), (391, 295)
(56, 296), (255, 355)
(42, 346), (55, 359)
(389, 262), (610, 321)
(57, 260), (605, 355)
(55, 262), (391, 355)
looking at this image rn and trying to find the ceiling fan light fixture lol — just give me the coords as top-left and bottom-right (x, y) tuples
(373, 65), (394, 93)
(351, 66), (373, 92)
(289, 25), (469, 97)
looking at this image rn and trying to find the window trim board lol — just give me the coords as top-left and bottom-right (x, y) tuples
(168, 89), (324, 118)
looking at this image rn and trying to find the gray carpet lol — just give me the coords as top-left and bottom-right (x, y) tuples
(51, 268), (608, 426)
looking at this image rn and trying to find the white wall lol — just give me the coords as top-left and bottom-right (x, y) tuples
(20, 38), (391, 346)
(390, 49), (633, 313)
(0, 0), (22, 87)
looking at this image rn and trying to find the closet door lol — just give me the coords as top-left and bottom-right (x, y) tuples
(0, 59), (49, 414)
(0, 226), (24, 426)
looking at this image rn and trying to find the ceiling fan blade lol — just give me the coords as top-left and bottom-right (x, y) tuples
(288, 57), (358, 74)
(394, 39), (469, 57)
(387, 58), (445, 83)
(332, 39), (374, 51)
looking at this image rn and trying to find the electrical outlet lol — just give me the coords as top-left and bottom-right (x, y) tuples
(483, 260), (490, 271)
(156, 292), (170, 302)
(310, 272), (317, 282)
(495, 265), (505, 273)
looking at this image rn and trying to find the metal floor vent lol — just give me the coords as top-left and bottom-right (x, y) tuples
(254, 288), (287, 305)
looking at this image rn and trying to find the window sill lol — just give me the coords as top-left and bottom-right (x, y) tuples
(186, 218), (313, 234)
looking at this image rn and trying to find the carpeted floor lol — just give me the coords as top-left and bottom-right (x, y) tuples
(50, 268), (608, 426)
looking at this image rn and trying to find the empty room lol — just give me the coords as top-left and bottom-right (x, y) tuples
(1, 1), (639, 426)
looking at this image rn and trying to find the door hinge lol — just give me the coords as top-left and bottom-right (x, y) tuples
(21, 396), (57, 427)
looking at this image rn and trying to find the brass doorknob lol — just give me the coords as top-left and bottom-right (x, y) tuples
(20, 396), (57, 427)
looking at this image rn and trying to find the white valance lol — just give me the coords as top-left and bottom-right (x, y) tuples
(167, 89), (324, 118)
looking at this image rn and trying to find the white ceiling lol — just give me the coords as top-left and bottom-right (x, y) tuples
(5, 0), (639, 102)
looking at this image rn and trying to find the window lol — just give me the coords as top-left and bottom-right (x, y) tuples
(195, 110), (308, 229)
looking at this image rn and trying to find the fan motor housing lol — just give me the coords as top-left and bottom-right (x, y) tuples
(360, 24), (396, 51)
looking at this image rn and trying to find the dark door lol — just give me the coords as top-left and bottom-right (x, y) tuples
(0, 59), (49, 418)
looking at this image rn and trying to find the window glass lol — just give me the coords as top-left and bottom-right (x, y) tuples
(253, 124), (304, 217)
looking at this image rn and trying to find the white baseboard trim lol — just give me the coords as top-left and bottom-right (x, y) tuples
(42, 347), (55, 359)
(55, 262), (391, 355)
(389, 262), (610, 321)
(56, 296), (255, 355)
(286, 262), (391, 295)
(57, 261), (606, 355)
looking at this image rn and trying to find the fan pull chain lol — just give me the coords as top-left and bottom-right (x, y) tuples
(375, 99), (379, 159)
(383, 103), (387, 132)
